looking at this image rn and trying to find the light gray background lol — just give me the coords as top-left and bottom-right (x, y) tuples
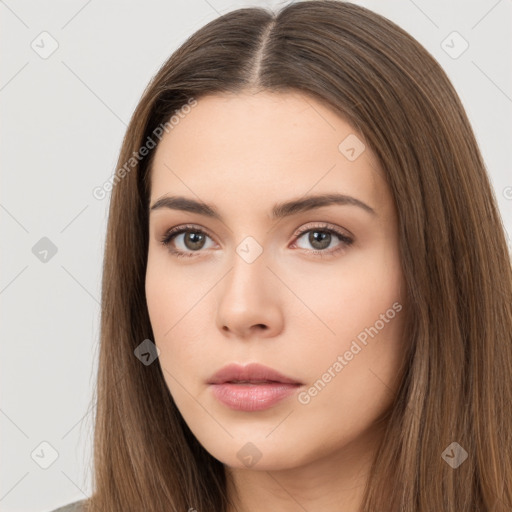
(1, 0), (511, 510)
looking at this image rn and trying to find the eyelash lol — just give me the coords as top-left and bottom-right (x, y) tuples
(159, 223), (354, 259)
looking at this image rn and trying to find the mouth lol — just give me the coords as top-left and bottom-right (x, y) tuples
(207, 363), (302, 412)
(207, 362), (302, 385)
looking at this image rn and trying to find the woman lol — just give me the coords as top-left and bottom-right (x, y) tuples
(52, 1), (512, 510)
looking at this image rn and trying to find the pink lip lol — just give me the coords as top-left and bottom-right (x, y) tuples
(207, 363), (302, 412)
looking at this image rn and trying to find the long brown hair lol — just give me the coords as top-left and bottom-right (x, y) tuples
(86, 1), (512, 510)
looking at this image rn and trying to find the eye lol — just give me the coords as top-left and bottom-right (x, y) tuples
(291, 223), (353, 257)
(159, 224), (216, 259)
(159, 222), (354, 259)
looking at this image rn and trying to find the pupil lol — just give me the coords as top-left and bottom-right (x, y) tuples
(186, 232), (205, 250)
(310, 230), (331, 249)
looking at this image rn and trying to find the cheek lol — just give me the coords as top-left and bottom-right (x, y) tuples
(145, 256), (211, 389)
(145, 256), (184, 369)
(145, 249), (201, 340)
(145, 264), (174, 341)
(293, 296), (405, 446)
(287, 246), (403, 342)
(289, 246), (405, 400)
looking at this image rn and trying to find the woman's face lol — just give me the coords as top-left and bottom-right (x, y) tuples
(145, 91), (406, 471)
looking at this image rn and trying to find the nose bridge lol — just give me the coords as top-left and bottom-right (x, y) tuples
(215, 234), (283, 337)
(225, 235), (270, 299)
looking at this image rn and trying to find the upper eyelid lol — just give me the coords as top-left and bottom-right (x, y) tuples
(292, 222), (352, 239)
(165, 223), (216, 242)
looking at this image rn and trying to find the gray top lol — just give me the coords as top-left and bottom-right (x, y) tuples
(49, 500), (86, 512)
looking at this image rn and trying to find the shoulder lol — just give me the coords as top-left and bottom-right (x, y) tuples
(48, 499), (87, 512)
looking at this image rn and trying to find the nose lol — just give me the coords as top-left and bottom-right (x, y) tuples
(215, 247), (284, 340)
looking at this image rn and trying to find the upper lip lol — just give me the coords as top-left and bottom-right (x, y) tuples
(207, 363), (302, 385)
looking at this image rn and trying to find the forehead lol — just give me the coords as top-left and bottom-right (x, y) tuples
(149, 91), (388, 215)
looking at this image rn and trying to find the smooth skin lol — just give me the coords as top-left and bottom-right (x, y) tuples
(145, 90), (406, 512)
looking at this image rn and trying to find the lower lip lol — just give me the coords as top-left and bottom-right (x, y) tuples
(209, 382), (300, 411)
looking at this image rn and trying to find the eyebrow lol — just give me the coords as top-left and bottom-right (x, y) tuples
(149, 193), (376, 220)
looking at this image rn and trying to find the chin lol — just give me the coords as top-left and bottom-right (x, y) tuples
(197, 435), (311, 472)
